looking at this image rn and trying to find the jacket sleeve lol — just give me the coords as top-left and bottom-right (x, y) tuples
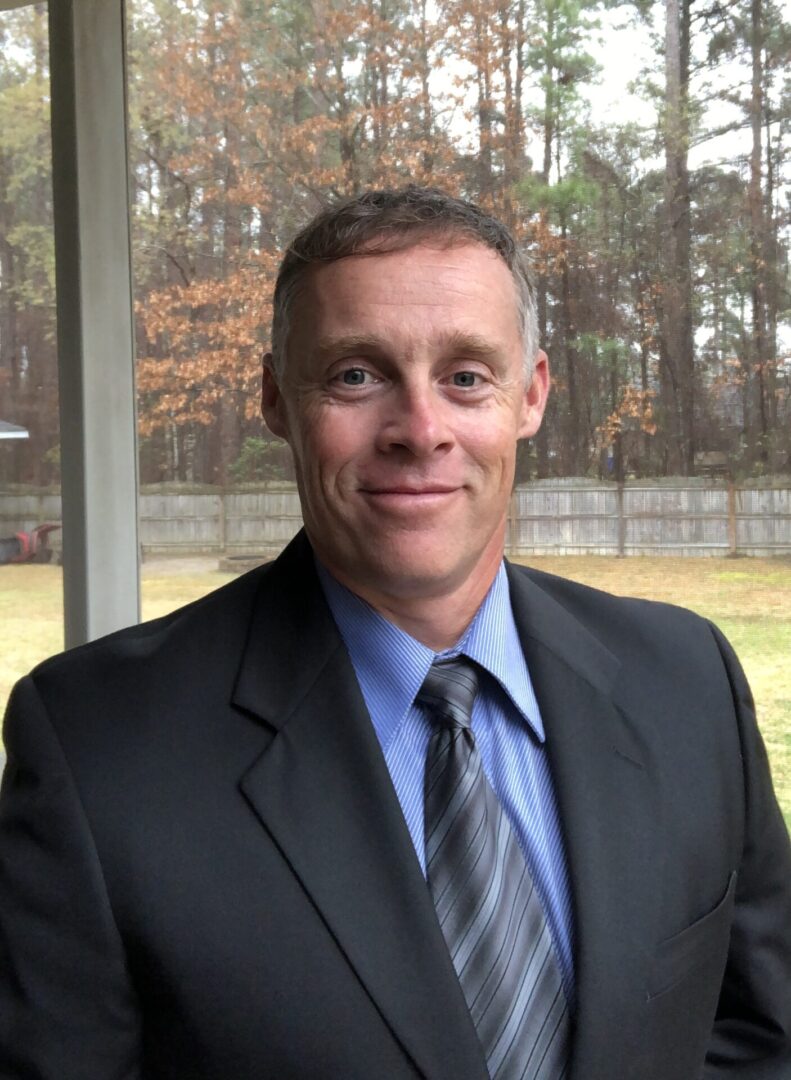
(0, 675), (143, 1080)
(703, 623), (791, 1078)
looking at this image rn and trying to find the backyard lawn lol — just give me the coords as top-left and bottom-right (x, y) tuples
(1, 555), (789, 828)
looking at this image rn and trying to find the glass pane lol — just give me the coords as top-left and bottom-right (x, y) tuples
(0, 2), (62, 749)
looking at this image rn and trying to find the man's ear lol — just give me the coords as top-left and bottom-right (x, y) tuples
(261, 353), (290, 440)
(518, 349), (550, 439)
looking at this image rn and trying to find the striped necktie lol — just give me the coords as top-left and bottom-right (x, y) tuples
(418, 658), (570, 1080)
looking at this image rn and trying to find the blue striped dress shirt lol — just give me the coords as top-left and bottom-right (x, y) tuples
(317, 561), (576, 1005)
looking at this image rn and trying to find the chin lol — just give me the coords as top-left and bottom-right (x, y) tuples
(313, 519), (503, 601)
(354, 544), (480, 601)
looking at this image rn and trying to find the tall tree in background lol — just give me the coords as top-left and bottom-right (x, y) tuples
(522, 0), (601, 476)
(661, 0), (694, 474)
(702, 0), (791, 471)
(744, 0), (791, 468)
(0, 3), (57, 485)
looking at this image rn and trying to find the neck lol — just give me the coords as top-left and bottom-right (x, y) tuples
(373, 597), (483, 652)
(326, 555), (502, 652)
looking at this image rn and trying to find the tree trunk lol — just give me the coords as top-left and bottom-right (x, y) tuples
(0, 155), (19, 402)
(764, 108), (779, 453)
(417, 0), (434, 178)
(533, 3), (556, 478)
(661, 0), (694, 474)
(748, 0), (768, 463)
(471, 0), (494, 201)
(559, 208), (582, 474)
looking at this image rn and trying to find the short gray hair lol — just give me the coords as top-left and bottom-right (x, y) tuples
(269, 186), (538, 382)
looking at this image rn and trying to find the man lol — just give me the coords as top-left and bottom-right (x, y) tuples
(1, 186), (790, 1080)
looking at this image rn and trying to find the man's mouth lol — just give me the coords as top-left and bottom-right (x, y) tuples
(361, 485), (458, 496)
(358, 485), (462, 511)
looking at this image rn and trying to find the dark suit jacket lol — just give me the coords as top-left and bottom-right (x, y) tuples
(1, 531), (790, 1079)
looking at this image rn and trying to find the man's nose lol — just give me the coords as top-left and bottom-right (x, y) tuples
(375, 383), (454, 457)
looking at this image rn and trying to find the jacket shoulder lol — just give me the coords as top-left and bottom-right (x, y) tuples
(28, 560), (276, 696)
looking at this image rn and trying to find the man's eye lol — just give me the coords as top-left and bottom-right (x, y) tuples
(339, 368), (369, 386)
(452, 371), (479, 387)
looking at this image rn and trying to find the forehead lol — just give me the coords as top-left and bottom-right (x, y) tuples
(295, 241), (522, 343)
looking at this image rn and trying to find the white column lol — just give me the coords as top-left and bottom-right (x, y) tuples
(49, 0), (140, 646)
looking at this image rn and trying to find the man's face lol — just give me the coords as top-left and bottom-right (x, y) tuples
(262, 241), (548, 606)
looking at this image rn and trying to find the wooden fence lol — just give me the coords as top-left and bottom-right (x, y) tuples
(508, 481), (791, 556)
(2, 480), (791, 558)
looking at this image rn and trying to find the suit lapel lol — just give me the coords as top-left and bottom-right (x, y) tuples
(233, 535), (489, 1080)
(507, 565), (661, 1078)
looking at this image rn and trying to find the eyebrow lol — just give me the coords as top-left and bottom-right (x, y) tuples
(312, 331), (503, 361)
(312, 335), (386, 360)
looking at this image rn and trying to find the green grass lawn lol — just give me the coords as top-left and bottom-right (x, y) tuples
(2, 556), (789, 828)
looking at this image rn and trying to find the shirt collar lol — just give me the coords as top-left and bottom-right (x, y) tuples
(317, 560), (545, 752)
(456, 564), (545, 742)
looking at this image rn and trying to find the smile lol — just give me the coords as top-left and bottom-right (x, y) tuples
(360, 487), (460, 508)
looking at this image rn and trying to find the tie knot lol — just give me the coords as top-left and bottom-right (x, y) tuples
(416, 658), (479, 730)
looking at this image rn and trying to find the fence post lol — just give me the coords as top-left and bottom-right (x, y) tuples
(616, 482), (626, 557)
(507, 489), (517, 556)
(727, 481), (737, 556)
(219, 488), (227, 554)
